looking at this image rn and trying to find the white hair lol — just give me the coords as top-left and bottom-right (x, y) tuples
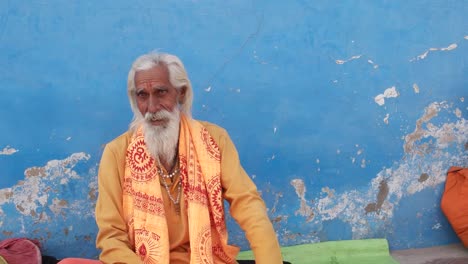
(127, 52), (193, 132)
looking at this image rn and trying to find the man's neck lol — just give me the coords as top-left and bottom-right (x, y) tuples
(159, 154), (177, 173)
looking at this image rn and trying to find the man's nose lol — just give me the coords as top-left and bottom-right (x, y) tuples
(148, 95), (162, 113)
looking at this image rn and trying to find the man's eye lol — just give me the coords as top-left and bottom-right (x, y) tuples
(157, 89), (168, 95)
(136, 91), (148, 98)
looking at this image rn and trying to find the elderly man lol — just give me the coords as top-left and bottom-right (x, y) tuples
(59, 52), (282, 264)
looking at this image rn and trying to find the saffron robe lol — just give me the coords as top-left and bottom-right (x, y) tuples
(95, 120), (283, 263)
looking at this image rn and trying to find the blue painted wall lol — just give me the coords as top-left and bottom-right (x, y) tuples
(1, 0), (467, 259)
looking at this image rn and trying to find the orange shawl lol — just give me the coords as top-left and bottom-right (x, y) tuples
(123, 115), (239, 263)
(441, 166), (468, 248)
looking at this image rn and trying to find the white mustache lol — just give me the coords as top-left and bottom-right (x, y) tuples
(145, 111), (172, 122)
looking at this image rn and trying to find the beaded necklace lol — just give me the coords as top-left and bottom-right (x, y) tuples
(157, 158), (182, 214)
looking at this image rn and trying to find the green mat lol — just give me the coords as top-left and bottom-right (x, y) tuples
(237, 238), (399, 264)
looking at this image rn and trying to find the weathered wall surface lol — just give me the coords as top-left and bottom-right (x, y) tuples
(0, 0), (467, 259)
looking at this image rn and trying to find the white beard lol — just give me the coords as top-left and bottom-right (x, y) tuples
(131, 108), (181, 165)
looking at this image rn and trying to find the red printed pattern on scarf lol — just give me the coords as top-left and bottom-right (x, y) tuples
(180, 154), (208, 205)
(135, 229), (163, 264)
(126, 138), (158, 182)
(206, 176), (225, 229)
(201, 128), (221, 161)
(131, 190), (165, 216)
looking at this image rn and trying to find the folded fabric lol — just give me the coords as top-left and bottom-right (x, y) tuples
(0, 238), (42, 264)
(237, 238), (399, 264)
(441, 166), (468, 247)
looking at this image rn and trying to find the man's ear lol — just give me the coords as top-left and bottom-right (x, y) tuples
(178, 86), (187, 104)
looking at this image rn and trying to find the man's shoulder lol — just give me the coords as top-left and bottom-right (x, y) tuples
(106, 131), (132, 150)
(197, 120), (228, 136)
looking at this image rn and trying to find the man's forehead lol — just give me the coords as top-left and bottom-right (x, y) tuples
(135, 79), (161, 86)
(134, 65), (170, 86)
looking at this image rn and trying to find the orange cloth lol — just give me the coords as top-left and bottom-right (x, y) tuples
(441, 166), (468, 247)
(96, 118), (283, 264)
(123, 115), (238, 263)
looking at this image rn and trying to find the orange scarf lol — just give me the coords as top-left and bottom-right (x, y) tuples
(123, 115), (239, 263)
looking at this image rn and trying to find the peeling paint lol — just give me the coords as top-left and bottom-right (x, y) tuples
(253, 50), (268, 65)
(441, 44), (457, 51)
(0, 152), (92, 219)
(25, 167), (47, 178)
(290, 179), (314, 222)
(403, 102), (466, 156)
(272, 215), (287, 223)
(410, 43), (458, 62)
(266, 154), (276, 162)
(384, 113), (390, 124)
(270, 192), (283, 214)
(49, 198), (69, 216)
(322, 187), (335, 198)
(367, 59), (379, 69)
(335, 55), (362, 64)
(306, 101), (467, 239)
(374, 86), (399, 106)
(404, 102), (443, 154)
(0, 146), (18, 155)
(360, 159), (367, 168)
(413, 83), (420, 94)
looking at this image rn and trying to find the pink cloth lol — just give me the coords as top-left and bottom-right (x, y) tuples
(58, 258), (102, 264)
(0, 238), (42, 264)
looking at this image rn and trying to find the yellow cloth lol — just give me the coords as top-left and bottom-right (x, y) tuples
(96, 118), (283, 264)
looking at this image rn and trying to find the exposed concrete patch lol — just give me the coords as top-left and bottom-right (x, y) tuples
(290, 179), (315, 222)
(418, 173), (429, 183)
(25, 167), (47, 178)
(365, 179), (389, 214)
(49, 198), (69, 216)
(404, 102), (444, 154)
